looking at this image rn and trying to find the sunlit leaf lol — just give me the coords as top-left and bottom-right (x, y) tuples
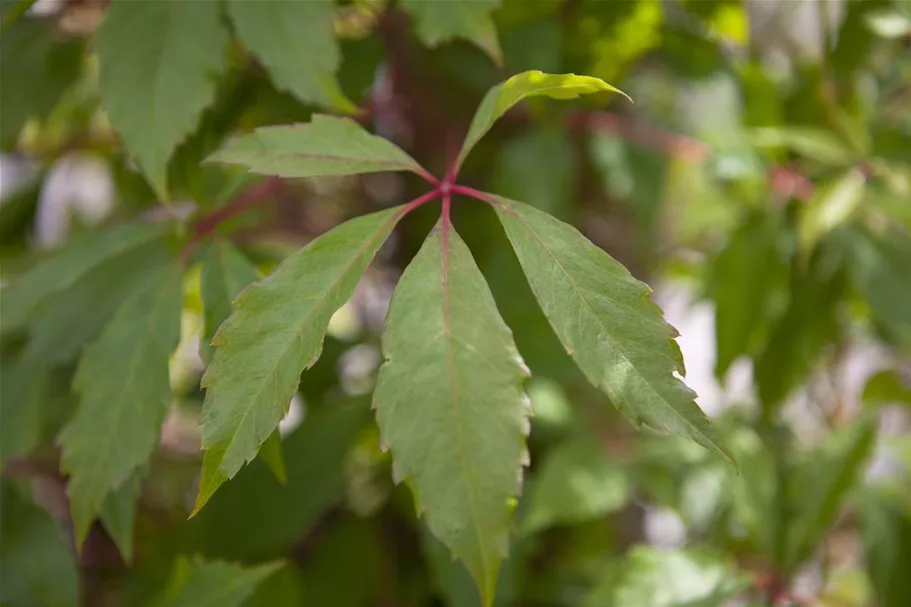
(587, 546), (747, 607)
(374, 221), (531, 605)
(96, 0), (227, 197)
(59, 263), (184, 546)
(863, 369), (911, 408)
(492, 196), (733, 466)
(150, 555), (280, 607)
(402, 0), (503, 64)
(226, 0), (352, 111)
(457, 70), (630, 170)
(195, 207), (406, 514)
(799, 169), (866, 254)
(208, 115), (430, 180)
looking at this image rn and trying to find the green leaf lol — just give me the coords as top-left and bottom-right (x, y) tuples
(195, 207), (406, 514)
(0, 19), (83, 149)
(754, 256), (844, 411)
(798, 168), (866, 254)
(492, 196), (733, 466)
(226, 0), (351, 111)
(860, 492), (911, 607)
(258, 429), (288, 485)
(21, 239), (175, 367)
(0, 483), (79, 607)
(785, 416), (876, 571)
(59, 263), (184, 546)
(401, 0), (503, 64)
(457, 71), (630, 171)
(187, 398), (370, 561)
(751, 126), (855, 166)
(374, 221), (531, 605)
(1, 222), (170, 335)
(199, 240), (259, 365)
(0, 357), (47, 467)
(208, 114), (430, 181)
(863, 369), (911, 408)
(521, 439), (629, 534)
(149, 556), (280, 607)
(712, 213), (788, 378)
(99, 468), (143, 563)
(96, 0), (227, 197)
(847, 228), (911, 351)
(587, 547), (747, 607)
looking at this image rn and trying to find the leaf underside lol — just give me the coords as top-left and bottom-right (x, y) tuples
(195, 206), (407, 514)
(374, 220), (531, 605)
(492, 196), (733, 466)
(402, 0), (503, 65)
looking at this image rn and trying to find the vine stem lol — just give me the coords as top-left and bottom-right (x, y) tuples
(450, 184), (502, 208)
(397, 188), (443, 218)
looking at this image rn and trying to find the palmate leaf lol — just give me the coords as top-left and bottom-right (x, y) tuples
(456, 71), (631, 171)
(59, 263), (184, 545)
(226, 0), (352, 111)
(374, 221), (531, 606)
(194, 206), (408, 514)
(209, 115), (432, 181)
(96, 0), (227, 197)
(401, 0), (503, 64)
(491, 196), (733, 466)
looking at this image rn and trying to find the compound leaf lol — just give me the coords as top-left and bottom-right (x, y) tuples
(457, 71), (629, 171)
(402, 0), (503, 64)
(96, 0), (227, 197)
(226, 0), (351, 111)
(374, 221), (531, 606)
(492, 196), (733, 466)
(209, 115), (430, 181)
(59, 263), (184, 546)
(195, 207), (406, 514)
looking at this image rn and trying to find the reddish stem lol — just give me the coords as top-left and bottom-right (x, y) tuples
(415, 167), (441, 187)
(397, 188), (443, 218)
(181, 177), (284, 263)
(450, 184), (501, 207)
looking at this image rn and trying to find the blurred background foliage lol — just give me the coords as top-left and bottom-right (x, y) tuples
(1, 0), (910, 606)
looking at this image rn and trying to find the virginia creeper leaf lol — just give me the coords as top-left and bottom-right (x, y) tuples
(751, 126), (855, 166)
(712, 213), (788, 378)
(195, 207), (406, 514)
(860, 492), (911, 607)
(199, 241), (287, 484)
(96, 0), (227, 197)
(521, 439), (629, 534)
(457, 71), (630, 171)
(188, 398), (370, 561)
(59, 263), (184, 546)
(99, 468), (143, 563)
(798, 168), (866, 254)
(200, 240), (259, 365)
(226, 0), (352, 111)
(374, 221), (531, 606)
(208, 115), (430, 180)
(0, 19), (83, 149)
(847, 228), (911, 352)
(0, 483), (79, 607)
(0, 357), (47, 467)
(0, 222), (170, 334)
(587, 547), (747, 607)
(785, 415), (876, 571)
(401, 0), (503, 64)
(492, 196), (733, 466)
(150, 556), (281, 607)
